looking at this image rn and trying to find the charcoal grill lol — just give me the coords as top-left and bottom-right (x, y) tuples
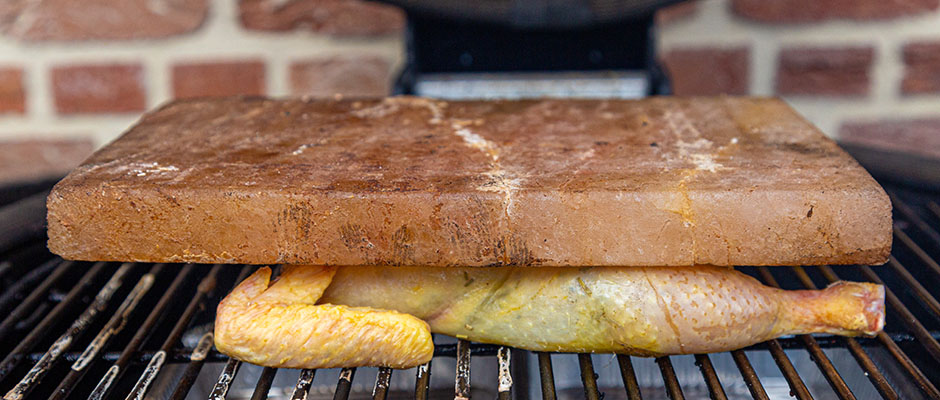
(0, 178), (939, 400)
(3, 2), (940, 398)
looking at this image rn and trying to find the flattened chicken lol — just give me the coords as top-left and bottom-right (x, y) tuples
(215, 265), (884, 369)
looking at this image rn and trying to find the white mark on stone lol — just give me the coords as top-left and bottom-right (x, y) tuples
(291, 144), (311, 155)
(450, 121), (521, 218)
(116, 162), (179, 177)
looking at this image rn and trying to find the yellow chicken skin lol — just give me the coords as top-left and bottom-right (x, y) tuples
(216, 265), (884, 369)
(214, 266), (434, 369)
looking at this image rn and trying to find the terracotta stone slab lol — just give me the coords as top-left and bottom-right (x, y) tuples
(47, 96), (891, 266)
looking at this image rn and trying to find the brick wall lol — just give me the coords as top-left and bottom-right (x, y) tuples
(1, 0), (939, 182)
(658, 0), (940, 159)
(0, 0), (404, 181)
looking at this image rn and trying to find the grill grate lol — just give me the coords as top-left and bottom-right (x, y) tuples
(0, 183), (939, 400)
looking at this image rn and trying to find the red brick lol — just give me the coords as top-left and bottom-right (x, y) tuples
(290, 56), (390, 98)
(173, 61), (266, 99)
(239, 0), (404, 36)
(661, 47), (750, 95)
(52, 64), (146, 114)
(840, 119), (940, 159)
(776, 46), (874, 97)
(656, 1), (699, 25)
(732, 0), (938, 23)
(0, 68), (25, 114)
(902, 41), (940, 95)
(0, 137), (94, 184)
(0, 0), (207, 41)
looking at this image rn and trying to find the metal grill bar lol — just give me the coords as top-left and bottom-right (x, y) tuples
(0, 256), (60, 313)
(252, 367), (278, 400)
(169, 332), (215, 400)
(415, 362), (432, 400)
(0, 259), (71, 344)
(818, 265), (934, 399)
(127, 264), (224, 400)
(694, 354), (727, 400)
(289, 369), (316, 400)
(64, 263), (163, 400)
(209, 359), (242, 400)
(0, 261), (114, 386)
(616, 355), (642, 400)
(928, 200), (940, 221)
(889, 193), (940, 251)
(578, 354), (600, 400)
(755, 268), (814, 400)
(894, 227), (940, 278)
(333, 368), (355, 400)
(536, 353), (556, 400)
(765, 339), (814, 400)
(730, 351), (770, 400)
(886, 257), (940, 319)
(789, 267), (859, 400)
(496, 347), (512, 400)
(877, 329), (940, 399)
(859, 266), (940, 363)
(372, 367), (392, 400)
(655, 357), (684, 400)
(455, 339), (471, 400)
(87, 264), (192, 400)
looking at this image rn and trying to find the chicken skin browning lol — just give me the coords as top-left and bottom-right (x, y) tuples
(216, 265), (884, 369)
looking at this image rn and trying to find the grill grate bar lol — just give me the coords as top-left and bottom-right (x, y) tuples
(496, 347), (512, 400)
(876, 329), (940, 399)
(61, 263), (163, 400)
(289, 369), (316, 400)
(0, 256), (61, 314)
(0, 261), (115, 389)
(333, 368), (355, 400)
(415, 362), (432, 400)
(894, 227), (940, 278)
(886, 257), (940, 320)
(860, 266), (940, 363)
(159, 264), (223, 352)
(578, 354), (601, 400)
(845, 337), (899, 399)
(128, 264), (211, 399)
(765, 339), (814, 400)
(126, 264), (224, 400)
(889, 193), (940, 256)
(168, 332), (215, 400)
(87, 264), (193, 400)
(536, 353), (556, 400)
(655, 357), (684, 400)
(0, 259), (71, 344)
(204, 266), (256, 400)
(756, 268), (815, 400)
(888, 192), (940, 244)
(730, 351), (770, 400)
(929, 201), (940, 221)
(790, 267), (862, 400)
(209, 359), (243, 400)
(817, 266), (905, 399)
(455, 339), (471, 400)
(616, 355), (643, 400)
(372, 367), (392, 400)
(251, 367), (278, 400)
(693, 354), (727, 400)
